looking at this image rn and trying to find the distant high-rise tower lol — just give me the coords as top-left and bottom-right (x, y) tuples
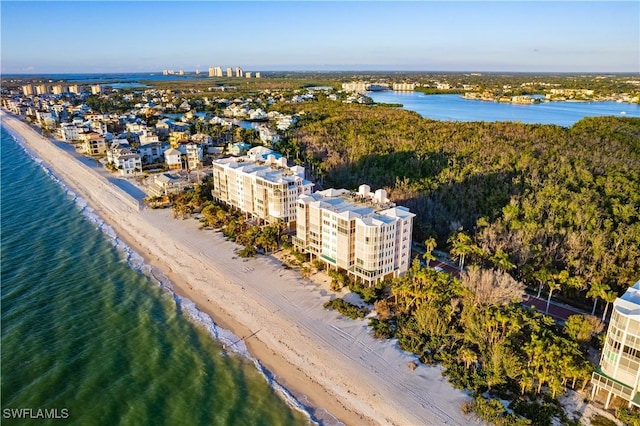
(226, 67), (233, 77)
(245, 72), (252, 78)
(35, 84), (50, 95)
(255, 72), (261, 79)
(235, 67), (243, 78)
(215, 66), (223, 77)
(22, 84), (34, 96)
(208, 66), (215, 77)
(68, 85), (80, 95)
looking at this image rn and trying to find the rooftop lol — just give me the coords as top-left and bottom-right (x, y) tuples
(614, 280), (640, 317)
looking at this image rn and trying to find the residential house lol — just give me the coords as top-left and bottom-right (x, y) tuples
(164, 148), (183, 170)
(227, 142), (250, 156)
(107, 141), (142, 177)
(79, 132), (107, 156)
(59, 123), (86, 142)
(147, 173), (191, 198)
(178, 143), (203, 171)
(169, 131), (189, 148)
(138, 141), (170, 165)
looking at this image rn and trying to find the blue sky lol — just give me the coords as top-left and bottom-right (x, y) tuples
(1, 1), (638, 73)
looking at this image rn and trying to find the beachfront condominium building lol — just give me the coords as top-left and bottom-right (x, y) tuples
(91, 85), (103, 95)
(211, 147), (313, 226)
(235, 67), (243, 78)
(22, 84), (34, 96)
(591, 280), (640, 409)
(68, 85), (81, 95)
(226, 67), (233, 78)
(293, 185), (415, 286)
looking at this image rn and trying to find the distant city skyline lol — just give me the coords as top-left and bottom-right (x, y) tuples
(1, 1), (638, 74)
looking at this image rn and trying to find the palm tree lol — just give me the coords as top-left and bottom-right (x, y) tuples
(586, 281), (611, 316)
(601, 290), (618, 321)
(448, 231), (474, 270)
(459, 346), (478, 369)
(533, 268), (552, 299)
(423, 237), (437, 268)
(544, 271), (583, 315)
(545, 275), (563, 315)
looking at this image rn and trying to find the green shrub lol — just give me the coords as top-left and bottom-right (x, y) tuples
(323, 298), (369, 319)
(617, 408), (640, 426)
(369, 318), (395, 339)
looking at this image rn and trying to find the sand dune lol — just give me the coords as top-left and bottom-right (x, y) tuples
(2, 111), (478, 426)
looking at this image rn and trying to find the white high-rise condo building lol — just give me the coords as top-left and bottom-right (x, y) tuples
(211, 147), (314, 226)
(293, 185), (415, 286)
(592, 280), (640, 409)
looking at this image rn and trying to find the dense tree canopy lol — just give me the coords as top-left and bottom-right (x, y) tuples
(275, 100), (640, 306)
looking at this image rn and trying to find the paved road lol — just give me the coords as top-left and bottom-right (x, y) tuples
(413, 246), (593, 323)
(522, 294), (591, 322)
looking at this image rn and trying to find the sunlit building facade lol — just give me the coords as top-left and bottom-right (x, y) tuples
(293, 185), (414, 286)
(211, 147), (313, 226)
(591, 280), (640, 409)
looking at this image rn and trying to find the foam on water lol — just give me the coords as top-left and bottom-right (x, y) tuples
(4, 125), (321, 425)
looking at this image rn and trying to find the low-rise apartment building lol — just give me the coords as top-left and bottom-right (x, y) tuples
(293, 185), (415, 286)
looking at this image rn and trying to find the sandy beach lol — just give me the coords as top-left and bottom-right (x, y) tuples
(1, 111), (477, 426)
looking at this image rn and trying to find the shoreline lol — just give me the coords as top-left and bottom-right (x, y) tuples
(1, 111), (477, 426)
(0, 115), (350, 425)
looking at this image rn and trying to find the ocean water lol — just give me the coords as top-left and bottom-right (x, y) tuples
(367, 92), (640, 126)
(0, 126), (309, 425)
(2, 73), (206, 84)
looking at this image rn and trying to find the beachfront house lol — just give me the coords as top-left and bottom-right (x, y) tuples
(164, 148), (183, 170)
(79, 132), (107, 156)
(59, 123), (86, 142)
(147, 173), (190, 198)
(211, 147), (314, 227)
(293, 185), (415, 286)
(138, 141), (170, 166)
(106, 140), (142, 176)
(591, 280), (640, 410)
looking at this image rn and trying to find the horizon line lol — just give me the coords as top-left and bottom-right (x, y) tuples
(3, 70), (639, 76)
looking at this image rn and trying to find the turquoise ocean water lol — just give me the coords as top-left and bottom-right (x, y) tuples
(0, 126), (309, 425)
